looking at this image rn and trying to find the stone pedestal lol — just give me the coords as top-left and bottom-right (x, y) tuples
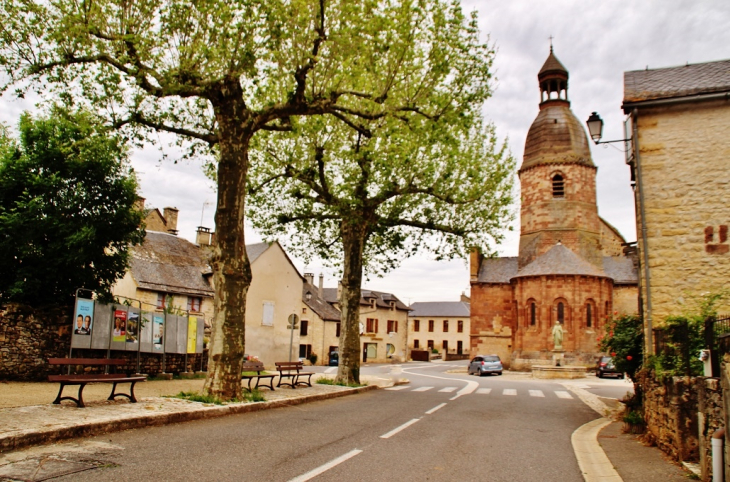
(531, 365), (586, 379)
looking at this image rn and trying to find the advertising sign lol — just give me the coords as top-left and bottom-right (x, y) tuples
(126, 312), (139, 344)
(112, 309), (127, 342)
(73, 299), (94, 336)
(153, 315), (164, 351)
(187, 317), (197, 354)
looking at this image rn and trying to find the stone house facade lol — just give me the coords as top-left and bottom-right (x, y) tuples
(470, 49), (639, 370)
(622, 59), (730, 346)
(408, 301), (470, 358)
(299, 273), (341, 366)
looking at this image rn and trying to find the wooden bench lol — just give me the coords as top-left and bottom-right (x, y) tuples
(275, 361), (314, 389)
(47, 358), (146, 408)
(241, 361), (276, 392)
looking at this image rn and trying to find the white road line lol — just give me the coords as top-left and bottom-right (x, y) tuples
(476, 388), (492, 395)
(425, 403), (447, 415)
(401, 366), (479, 401)
(503, 389), (517, 396)
(529, 390), (545, 398)
(380, 418), (421, 439)
(555, 391), (573, 399)
(384, 386), (408, 391)
(438, 387), (457, 393)
(324, 367), (337, 374)
(412, 386), (433, 392)
(288, 449), (363, 482)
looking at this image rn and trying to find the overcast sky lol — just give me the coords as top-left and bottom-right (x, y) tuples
(2, 1), (729, 305)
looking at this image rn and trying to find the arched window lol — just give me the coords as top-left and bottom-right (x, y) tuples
(586, 303), (592, 328)
(530, 302), (536, 326)
(557, 302), (564, 323)
(552, 174), (565, 198)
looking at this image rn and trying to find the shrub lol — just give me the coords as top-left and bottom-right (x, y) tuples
(599, 314), (643, 381)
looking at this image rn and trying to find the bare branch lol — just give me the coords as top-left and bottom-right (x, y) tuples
(114, 113), (218, 145)
(379, 216), (465, 236)
(292, 0), (327, 105)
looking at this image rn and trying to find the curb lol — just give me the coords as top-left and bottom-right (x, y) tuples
(572, 417), (622, 482)
(0, 385), (377, 453)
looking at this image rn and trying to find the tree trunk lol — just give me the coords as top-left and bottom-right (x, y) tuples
(203, 92), (253, 400)
(336, 221), (367, 385)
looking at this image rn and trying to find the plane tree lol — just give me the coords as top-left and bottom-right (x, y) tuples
(0, 0), (496, 398)
(246, 111), (514, 384)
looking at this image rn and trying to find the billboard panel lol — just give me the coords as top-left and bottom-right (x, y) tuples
(125, 307), (140, 351)
(71, 298), (94, 349)
(91, 303), (112, 350)
(164, 313), (177, 354)
(187, 317), (197, 354)
(196, 316), (205, 354)
(152, 314), (165, 353)
(110, 305), (128, 351)
(176, 315), (188, 354)
(139, 310), (154, 353)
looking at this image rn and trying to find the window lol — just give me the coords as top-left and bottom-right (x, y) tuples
(443, 320), (449, 332)
(414, 339), (420, 349)
(457, 320), (464, 333)
(336, 322), (341, 338)
(557, 302), (564, 323)
(427, 340), (434, 350)
(187, 296), (202, 313)
(413, 320), (420, 332)
(552, 174), (565, 197)
(428, 320), (434, 332)
(299, 344), (312, 358)
(530, 302), (536, 326)
(586, 304), (592, 328)
(302, 307), (307, 314)
(157, 293), (170, 310)
(262, 301), (274, 326)
(387, 320), (398, 333)
(442, 340), (448, 352)
(457, 340), (463, 354)
(300, 319), (309, 336)
(366, 318), (378, 333)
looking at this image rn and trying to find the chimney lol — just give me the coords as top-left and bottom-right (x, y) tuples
(135, 196), (146, 212)
(469, 247), (482, 282)
(163, 207), (179, 235)
(318, 274), (324, 298)
(196, 226), (212, 246)
(304, 273), (314, 286)
(460, 291), (471, 303)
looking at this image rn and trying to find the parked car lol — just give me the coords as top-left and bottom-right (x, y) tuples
(328, 351), (339, 367)
(595, 356), (624, 378)
(468, 355), (503, 376)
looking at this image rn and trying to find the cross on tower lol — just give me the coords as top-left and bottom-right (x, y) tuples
(549, 35), (554, 51)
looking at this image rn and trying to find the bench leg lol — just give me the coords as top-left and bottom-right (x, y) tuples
(52, 383), (86, 408)
(108, 381), (139, 403)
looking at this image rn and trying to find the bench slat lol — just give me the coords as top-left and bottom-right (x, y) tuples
(48, 358), (127, 366)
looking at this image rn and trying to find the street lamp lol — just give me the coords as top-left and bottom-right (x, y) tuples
(585, 111), (630, 145)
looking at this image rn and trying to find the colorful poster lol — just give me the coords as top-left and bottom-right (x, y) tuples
(73, 299), (94, 335)
(112, 310), (127, 342)
(153, 315), (164, 350)
(187, 317), (197, 354)
(126, 312), (139, 343)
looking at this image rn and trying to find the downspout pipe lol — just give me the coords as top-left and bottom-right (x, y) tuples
(712, 428), (724, 482)
(631, 108), (654, 353)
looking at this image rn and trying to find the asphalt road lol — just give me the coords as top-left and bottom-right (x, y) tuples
(32, 361), (608, 482)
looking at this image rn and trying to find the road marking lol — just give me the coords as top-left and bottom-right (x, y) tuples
(425, 403), (447, 415)
(323, 367), (337, 374)
(529, 390), (545, 398)
(288, 449), (363, 482)
(384, 386), (408, 391)
(555, 391), (573, 399)
(412, 386), (433, 392)
(438, 387), (457, 393)
(380, 418), (421, 439)
(503, 389), (517, 396)
(476, 388), (492, 394)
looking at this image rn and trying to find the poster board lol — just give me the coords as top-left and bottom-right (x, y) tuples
(125, 307), (141, 351)
(91, 302), (112, 350)
(110, 305), (129, 351)
(71, 298), (94, 349)
(152, 314), (165, 353)
(139, 310), (153, 353)
(175, 314), (188, 354)
(164, 313), (177, 354)
(187, 317), (197, 354)
(196, 316), (205, 354)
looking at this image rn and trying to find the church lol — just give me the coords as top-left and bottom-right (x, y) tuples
(469, 49), (639, 370)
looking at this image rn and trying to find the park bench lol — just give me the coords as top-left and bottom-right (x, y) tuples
(275, 361), (314, 389)
(241, 361), (276, 392)
(47, 358), (146, 408)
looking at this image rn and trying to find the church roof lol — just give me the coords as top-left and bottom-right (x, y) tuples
(538, 48), (568, 78)
(515, 244), (607, 278)
(521, 104), (594, 171)
(624, 59), (730, 104)
(602, 256), (638, 285)
(409, 301), (470, 317)
(476, 257), (518, 284)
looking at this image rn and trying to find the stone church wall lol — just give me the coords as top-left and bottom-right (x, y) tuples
(636, 100), (730, 321)
(470, 283), (514, 366)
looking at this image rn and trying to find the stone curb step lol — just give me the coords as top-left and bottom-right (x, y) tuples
(0, 385), (377, 453)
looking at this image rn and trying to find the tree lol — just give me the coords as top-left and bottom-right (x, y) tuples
(247, 111), (514, 384)
(0, 108), (145, 306)
(0, 0), (494, 398)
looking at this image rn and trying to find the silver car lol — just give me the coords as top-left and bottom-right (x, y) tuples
(468, 355), (503, 376)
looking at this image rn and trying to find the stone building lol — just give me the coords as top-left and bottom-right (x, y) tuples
(470, 49), (639, 369)
(299, 273), (341, 366)
(408, 301), (470, 358)
(621, 59), (730, 348)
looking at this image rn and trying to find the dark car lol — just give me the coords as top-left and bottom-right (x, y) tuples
(595, 356), (624, 378)
(468, 355), (503, 376)
(328, 351), (339, 367)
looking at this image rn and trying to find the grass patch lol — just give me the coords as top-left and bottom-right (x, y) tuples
(242, 371), (271, 376)
(166, 389), (265, 404)
(316, 377), (367, 388)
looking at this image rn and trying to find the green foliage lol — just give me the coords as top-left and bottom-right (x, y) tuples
(622, 410), (644, 425)
(0, 108), (145, 305)
(308, 353), (318, 365)
(315, 377), (366, 388)
(169, 389), (264, 403)
(599, 314), (644, 381)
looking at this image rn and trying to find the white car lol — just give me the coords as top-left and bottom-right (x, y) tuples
(468, 355), (503, 376)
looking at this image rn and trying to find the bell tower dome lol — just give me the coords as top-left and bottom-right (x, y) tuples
(517, 49), (602, 269)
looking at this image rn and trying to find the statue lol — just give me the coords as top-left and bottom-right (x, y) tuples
(552, 322), (564, 350)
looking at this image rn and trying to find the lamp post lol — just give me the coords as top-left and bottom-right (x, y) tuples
(586, 112), (630, 145)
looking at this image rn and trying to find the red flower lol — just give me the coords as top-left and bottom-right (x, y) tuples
(610, 352), (616, 357)
(626, 355), (633, 361)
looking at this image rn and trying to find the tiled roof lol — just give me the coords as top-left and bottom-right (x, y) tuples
(624, 59), (730, 103)
(408, 302), (470, 317)
(130, 231), (213, 297)
(246, 242), (270, 263)
(602, 256), (638, 285)
(321, 287), (409, 311)
(539, 49), (568, 77)
(521, 104), (594, 171)
(515, 244), (607, 278)
(477, 257), (518, 284)
(303, 282), (341, 322)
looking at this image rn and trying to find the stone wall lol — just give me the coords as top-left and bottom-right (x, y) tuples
(0, 302), (209, 381)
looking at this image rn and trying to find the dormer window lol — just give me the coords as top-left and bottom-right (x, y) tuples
(552, 174), (565, 198)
